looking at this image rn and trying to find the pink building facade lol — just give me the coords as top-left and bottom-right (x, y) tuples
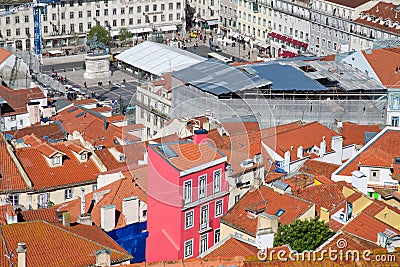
(146, 135), (228, 262)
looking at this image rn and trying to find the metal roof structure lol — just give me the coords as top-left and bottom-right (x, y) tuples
(172, 60), (271, 95)
(248, 63), (328, 91)
(115, 41), (206, 77)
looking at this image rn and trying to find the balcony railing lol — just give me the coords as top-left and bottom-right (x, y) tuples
(199, 220), (213, 234)
(182, 184), (229, 210)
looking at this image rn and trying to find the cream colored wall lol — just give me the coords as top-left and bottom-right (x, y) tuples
(220, 222), (256, 243)
(298, 203), (315, 220)
(352, 195), (372, 215)
(375, 207), (400, 230)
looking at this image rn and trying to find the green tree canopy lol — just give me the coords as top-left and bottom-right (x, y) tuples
(88, 25), (111, 45)
(118, 28), (133, 42)
(274, 218), (335, 252)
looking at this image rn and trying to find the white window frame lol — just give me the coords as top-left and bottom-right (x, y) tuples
(38, 192), (49, 208)
(7, 194), (19, 206)
(214, 229), (220, 244)
(185, 210), (194, 229)
(52, 156), (61, 165)
(184, 239), (193, 258)
(198, 174), (207, 199)
(183, 180), (192, 204)
(213, 169), (222, 193)
(80, 153), (87, 160)
(215, 199), (223, 217)
(200, 204), (209, 230)
(200, 233), (208, 254)
(64, 188), (73, 200)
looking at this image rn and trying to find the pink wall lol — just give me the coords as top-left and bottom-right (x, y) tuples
(147, 144), (229, 261)
(147, 146), (182, 262)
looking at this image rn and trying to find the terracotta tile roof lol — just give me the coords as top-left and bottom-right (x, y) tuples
(356, 2), (400, 39)
(264, 171), (285, 183)
(0, 204), (16, 225)
(91, 106), (112, 113)
(54, 105), (137, 148)
(203, 236), (260, 259)
(0, 86), (45, 115)
(0, 221), (132, 267)
(337, 122), (381, 146)
(153, 73), (173, 92)
(262, 121), (340, 160)
(37, 143), (64, 158)
(297, 182), (351, 216)
(94, 148), (127, 171)
(6, 123), (66, 141)
(0, 48), (12, 64)
(299, 159), (340, 181)
(57, 166), (147, 229)
(342, 213), (400, 243)
(0, 134), (28, 193)
(15, 141), (100, 191)
(66, 142), (88, 154)
(106, 114), (127, 122)
(336, 128), (400, 176)
(282, 174), (314, 191)
(22, 134), (42, 146)
(72, 98), (98, 104)
(221, 186), (314, 236)
(222, 121), (260, 136)
(150, 141), (225, 171)
(319, 231), (380, 252)
(19, 208), (59, 223)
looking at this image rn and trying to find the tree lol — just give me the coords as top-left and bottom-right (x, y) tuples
(87, 25), (111, 45)
(118, 28), (133, 42)
(274, 218), (335, 252)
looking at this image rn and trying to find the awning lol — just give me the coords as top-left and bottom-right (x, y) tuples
(280, 35), (287, 41)
(111, 30), (120, 37)
(244, 36), (251, 42)
(285, 37), (293, 43)
(269, 32), (276, 37)
(232, 33), (239, 39)
(295, 40), (302, 47)
(228, 31), (235, 37)
(302, 43), (309, 49)
(160, 25), (177, 32)
(275, 34), (282, 40)
(207, 19), (219, 26)
(129, 27), (153, 34)
(48, 50), (63, 54)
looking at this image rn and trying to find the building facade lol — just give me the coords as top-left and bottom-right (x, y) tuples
(146, 133), (229, 261)
(0, 0), (184, 52)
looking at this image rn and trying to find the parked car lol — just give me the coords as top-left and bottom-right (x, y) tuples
(210, 43), (222, 52)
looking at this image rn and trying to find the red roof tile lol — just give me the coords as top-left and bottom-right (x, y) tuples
(151, 142), (225, 171)
(15, 141), (100, 190)
(337, 128), (400, 176)
(0, 86), (45, 115)
(203, 236), (260, 259)
(221, 186), (314, 236)
(6, 123), (66, 141)
(0, 204), (16, 225)
(342, 213), (400, 243)
(0, 134), (28, 192)
(37, 143), (64, 158)
(0, 48), (12, 64)
(66, 142), (88, 154)
(0, 221), (132, 267)
(338, 122), (381, 146)
(54, 105), (137, 148)
(57, 166), (147, 229)
(299, 159), (340, 181)
(325, 0), (370, 8)
(19, 208), (59, 223)
(319, 231), (380, 252)
(95, 148), (127, 171)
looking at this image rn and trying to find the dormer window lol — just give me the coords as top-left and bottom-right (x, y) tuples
(119, 154), (125, 162)
(81, 153), (87, 161)
(52, 156), (61, 165)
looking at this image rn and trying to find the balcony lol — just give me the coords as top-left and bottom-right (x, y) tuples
(199, 220), (213, 234)
(182, 184), (229, 211)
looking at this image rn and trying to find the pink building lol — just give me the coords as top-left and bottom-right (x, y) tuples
(147, 130), (228, 262)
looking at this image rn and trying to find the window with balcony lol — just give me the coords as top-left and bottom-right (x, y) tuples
(38, 193), (49, 208)
(184, 239), (193, 258)
(184, 180), (192, 204)
(200, 234), (208, 254)
(198, 175), (207, 199)
(185, 210), (194, 229)
(215, 199), (223, 217)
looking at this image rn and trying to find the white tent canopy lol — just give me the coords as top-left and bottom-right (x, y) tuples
(115, 41), (206, 77)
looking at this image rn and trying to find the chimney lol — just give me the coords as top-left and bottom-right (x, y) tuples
(78, 213), (93, 226)
(319, 136), (326, 157)
(256, 214), (278, 249)
(16, 242), (27, 267)
(193, 129), (208, 144)
(95, 249), (111, 267)
(122, 196), (140, 225)
(80, 187), (86, 215)
(62, 212), (71, 227)
(101, 204), (116, 232)
(283, 151), (290, 173)
(331, 136), (343, 163)
(297, 146), (303, 159)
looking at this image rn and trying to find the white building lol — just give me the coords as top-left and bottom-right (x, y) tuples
(0, 0), (185, 52)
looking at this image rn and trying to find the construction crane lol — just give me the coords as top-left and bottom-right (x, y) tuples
(0, 0), (61, 57)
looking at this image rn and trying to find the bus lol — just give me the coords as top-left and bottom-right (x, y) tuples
(207, 52), (233, 64)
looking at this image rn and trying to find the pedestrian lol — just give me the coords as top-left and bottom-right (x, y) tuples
(84, 81), (87, 88)
(248, 51), (251, 59)
(123, 78), (126, 84)
(109, 81), (111, 85)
